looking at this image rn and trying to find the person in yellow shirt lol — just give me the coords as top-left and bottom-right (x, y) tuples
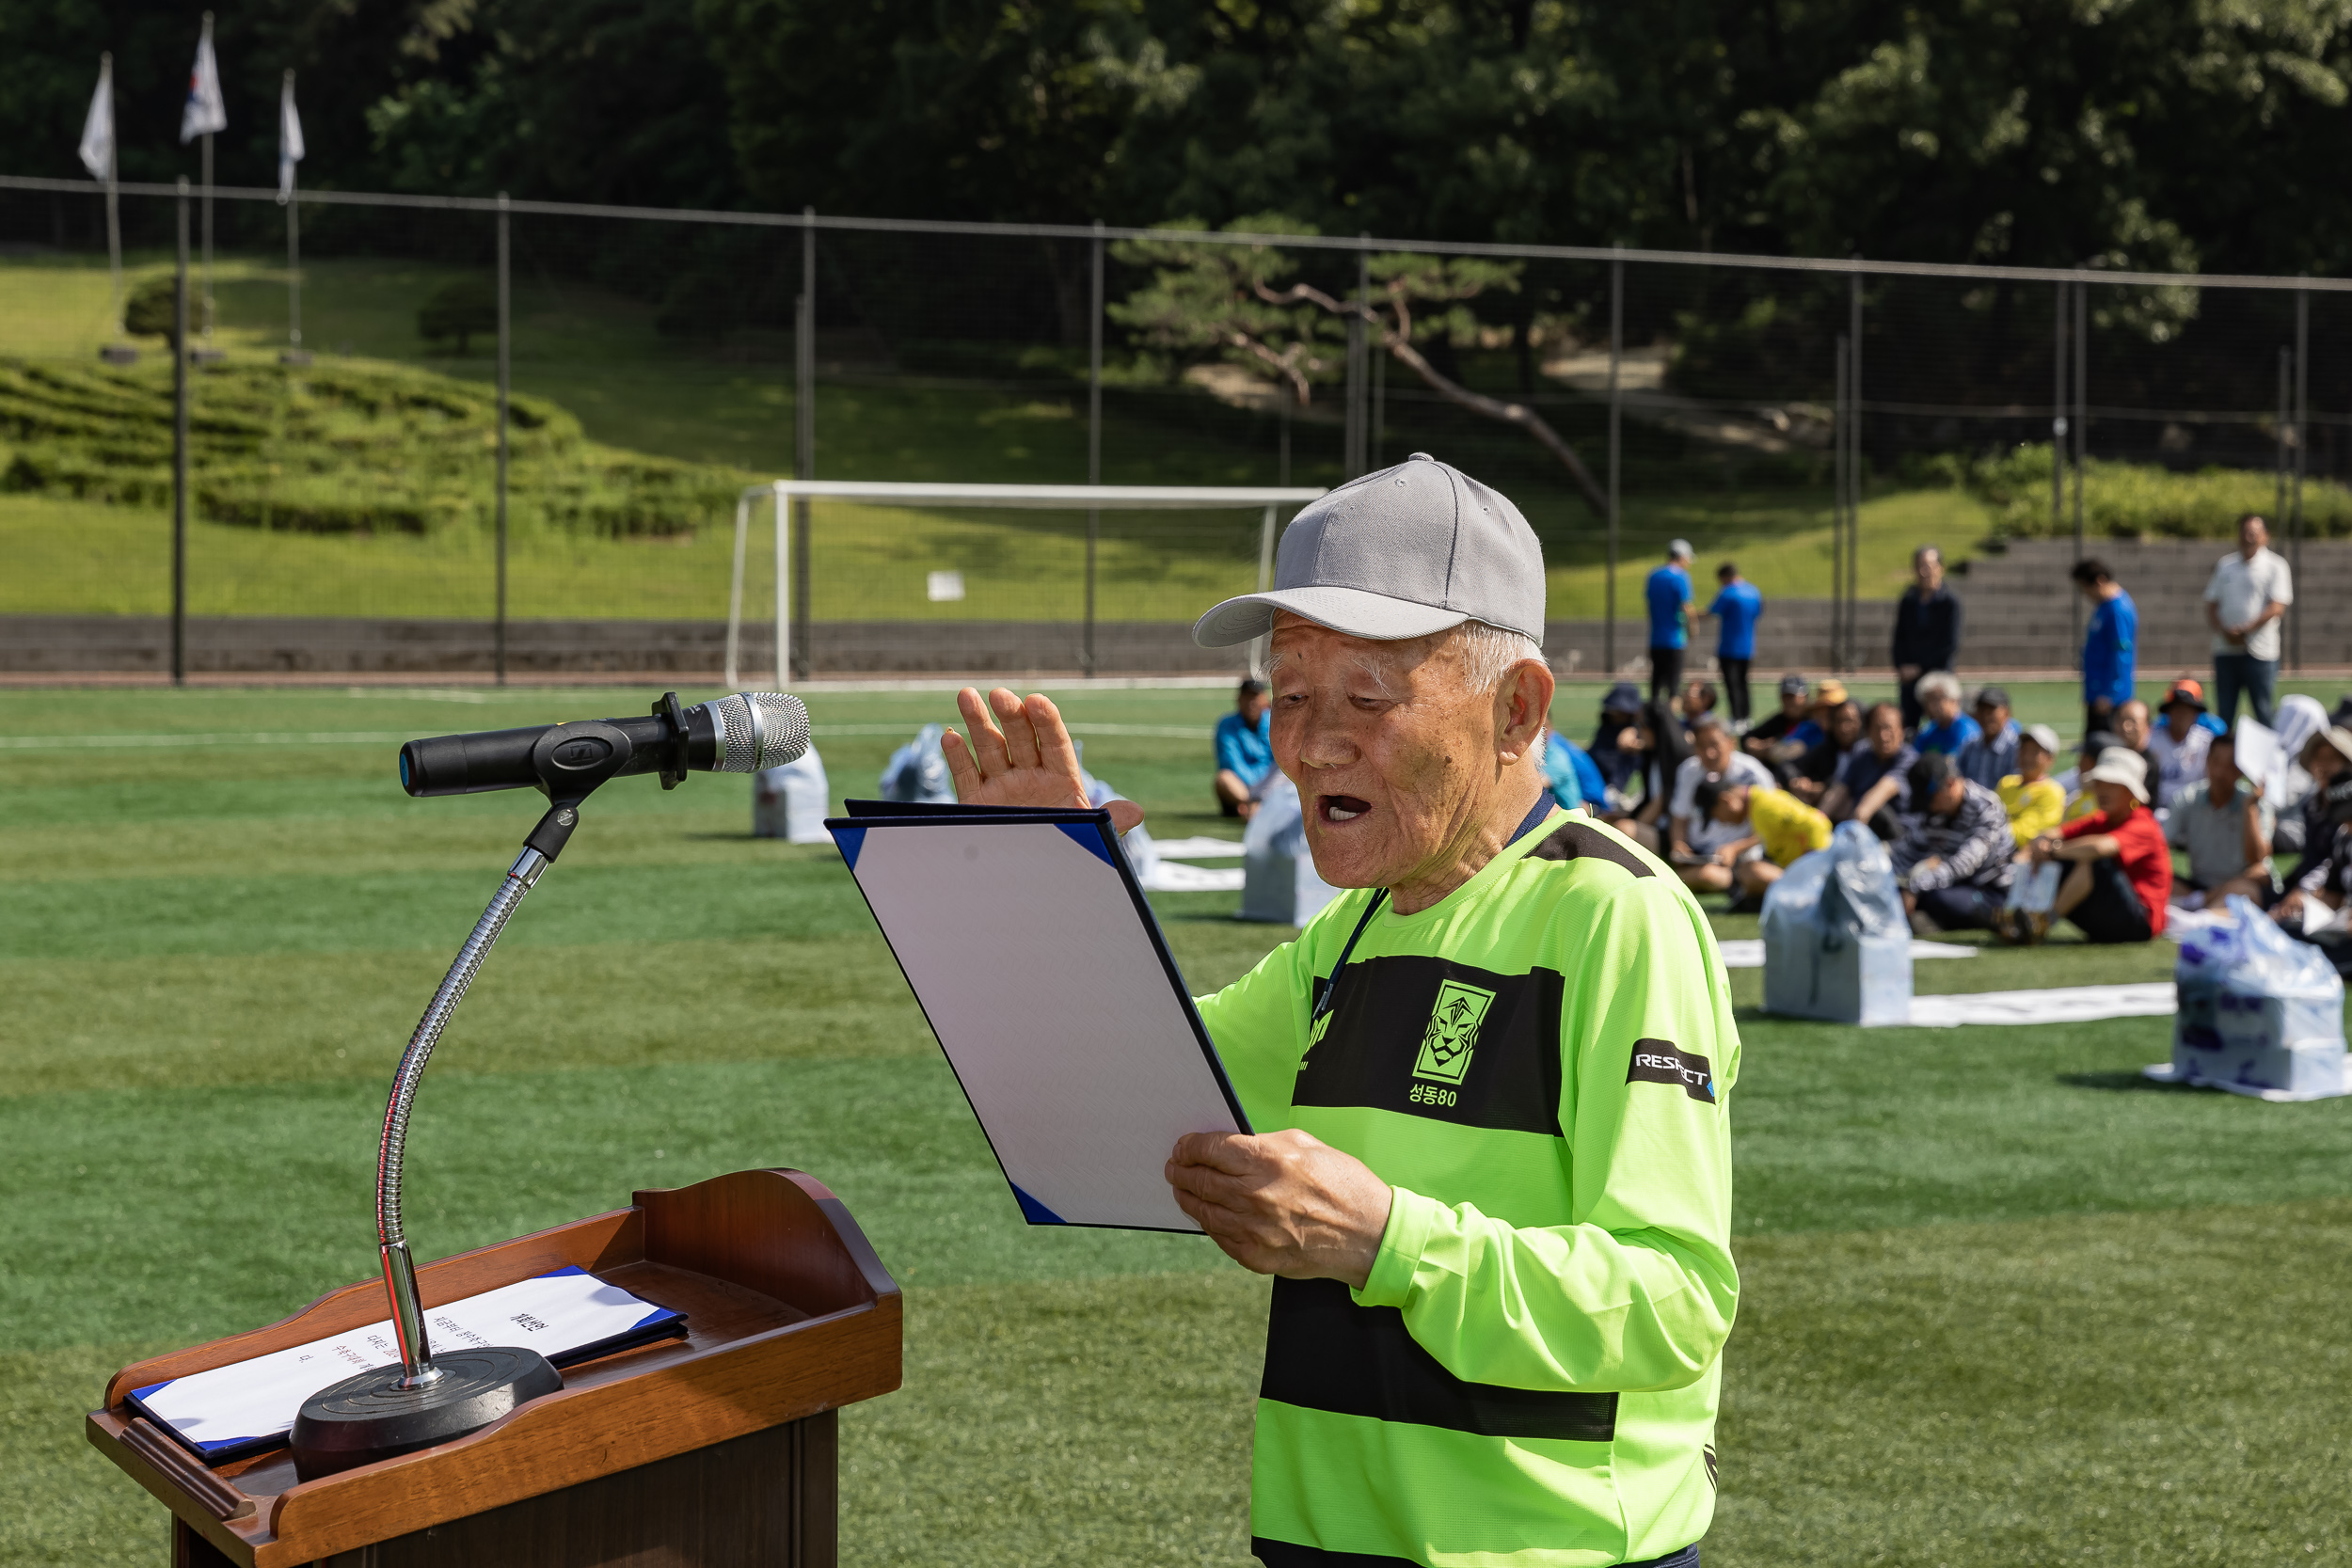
(1692, 776), (1833, 906)
(1998, 723), (2067, 847)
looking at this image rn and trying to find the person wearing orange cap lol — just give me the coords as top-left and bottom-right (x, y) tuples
(2148, 677), (2227, 810)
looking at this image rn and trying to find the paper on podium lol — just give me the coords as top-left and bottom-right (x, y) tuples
(830, 802), (1249, 1232)
(128, 1266), (684, 1463)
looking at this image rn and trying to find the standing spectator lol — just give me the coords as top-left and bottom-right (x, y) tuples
(1824, 701), (1917, 826)
(1911, 672), (1982, 755)
(1955, 685), (2020, 789)
(1707, 562), (1763, 727)
(2147, 678), (2222, 809)
(1689, 776), (1833, 904)
(2204, 513), (2294, 727)
(1666, 715), (1775, 892)
(1890, 753), (2018, 933)
(1892, 545), (1963, 729)
(2006, 750), (2170, 944)
(1789, 691), (1862, 807)
(1645, 540), (1696, 705)
(1212, 677), (1274, 818)
(2073, 558), (2137, 736)
(2166, 732), (2275, 911)
(1588, 682), (1646, 808)
(1998, 724), (2067, 847)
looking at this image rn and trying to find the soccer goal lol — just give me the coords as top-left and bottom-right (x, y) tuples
(723, 480), (1328, 686)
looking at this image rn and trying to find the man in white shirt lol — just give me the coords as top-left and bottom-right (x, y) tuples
(1669, 713), (1775, 893)
(2205, 513), (2295, 727)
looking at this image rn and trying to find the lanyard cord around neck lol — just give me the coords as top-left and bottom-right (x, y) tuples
(1309, 795), (1559, 1036)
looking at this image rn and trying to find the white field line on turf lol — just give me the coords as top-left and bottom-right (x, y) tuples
(0, 721), (1215, 750)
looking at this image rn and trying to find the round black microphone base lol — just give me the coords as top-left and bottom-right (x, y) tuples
(290, 1346), (562, 1480)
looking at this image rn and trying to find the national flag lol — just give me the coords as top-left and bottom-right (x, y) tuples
(181, 14), (228, 143)
(278, 71), (305, 200)
(78, 55), (115, 181)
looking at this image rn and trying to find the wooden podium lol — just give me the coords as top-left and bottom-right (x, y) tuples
(85, 1169), (902, 1568)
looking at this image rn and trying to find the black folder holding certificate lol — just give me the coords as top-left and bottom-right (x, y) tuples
(829, 800), (1251, 1232)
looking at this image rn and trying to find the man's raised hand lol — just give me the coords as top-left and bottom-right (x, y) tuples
(939, 686), (1145, 834)
(1166, 1129), (1393, 1289)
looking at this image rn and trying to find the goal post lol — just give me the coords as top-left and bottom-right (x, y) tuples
(724, 480), (1328, 688)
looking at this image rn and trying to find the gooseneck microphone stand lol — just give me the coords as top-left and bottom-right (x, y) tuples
(291, 691), (807, 1479)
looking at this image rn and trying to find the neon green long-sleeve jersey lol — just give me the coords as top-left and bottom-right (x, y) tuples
(1195, 810), (1741, 1567)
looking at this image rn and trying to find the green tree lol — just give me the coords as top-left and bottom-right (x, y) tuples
(122, 275), (181, 344)
(417, 277), (496, 355)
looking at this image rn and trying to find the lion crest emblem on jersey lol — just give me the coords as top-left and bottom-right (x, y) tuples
(1413, 979), (1497, 1085)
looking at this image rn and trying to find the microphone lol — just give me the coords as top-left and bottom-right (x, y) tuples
(399, 692), (811, 799)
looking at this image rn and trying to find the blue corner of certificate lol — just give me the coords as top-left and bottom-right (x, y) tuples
(1009, 1183), (1066, 1225)
(1056, 821), (1117, 867)
(832, 824), (868, 870)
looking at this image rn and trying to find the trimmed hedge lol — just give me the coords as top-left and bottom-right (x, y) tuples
(1920, 443), (2352, 541)
(0, 356), (746, 539)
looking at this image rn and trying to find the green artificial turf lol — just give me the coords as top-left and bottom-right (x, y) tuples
(7, 685), (2352, 1568)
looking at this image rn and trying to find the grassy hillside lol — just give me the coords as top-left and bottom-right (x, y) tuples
(0, 251), (1995, 621)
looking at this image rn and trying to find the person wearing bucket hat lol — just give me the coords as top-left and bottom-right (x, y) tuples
(2006, 747), (2172, 944)
(937, 452), (1740, 1568)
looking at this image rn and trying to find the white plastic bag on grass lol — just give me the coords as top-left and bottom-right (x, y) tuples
(2158, 895), (2347, 1100)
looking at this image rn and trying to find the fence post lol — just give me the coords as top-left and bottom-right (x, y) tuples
(725, 495), (748, 688)
(2073, 278), (2087, 673)
(2053, 281), (2067, 559)
(794, 209), (816, 680)
(2294, 285), (2309, 673)
(1086, 219), (1104, 677)
(1606, 245), (1622, 678)
(2277, 345), (2291, 526)
(775, 482), (790, 691)
(1847, 267), (1862, 673)
(1345, 236), (1368, 476)
(172, 178), (189, 688)
(494, 191), (510, 687)
(1251, 503), (1278, 676)
(1833, 336), (1848, 675)
(1372, 332), (1386, 469)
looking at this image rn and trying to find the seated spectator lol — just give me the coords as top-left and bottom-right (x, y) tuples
(1890, 752), (2019, 933)
(2285, 726), (2352, 859)
(1690, 776), (1832, 903)
(1954, 685), (2019, 789)
(1911, 672), (1982, 756)
(1542, 729), (1606, 814)
(2166, 730), (2275, 911)
(2002, 749), (2170, 944)
(1607, 698), (1694, 852)
(1588, 681), (1647, 808)
(1788, 687), (1859, 806)
(1998, 723), (2067, 847)
(1665, 714), (1775, 891)
(2269, 694), (2331, 854)
(1677, 677), (1720, 732)
(2147, 678), (2221, 809)
(1743, 674), (1820, 765)
(2056, 729), (2123, 823)
(2273, 782), (2352, 974)
(1212, 677), (1273, 818)
(2114, 698), (2159, 792)
(1824, 702), (1917, 828)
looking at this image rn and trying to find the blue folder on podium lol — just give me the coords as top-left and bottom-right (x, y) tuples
(829, 800), (1251, 1233)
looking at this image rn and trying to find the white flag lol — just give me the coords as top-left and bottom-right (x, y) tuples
(181, 15), (228, 143)
(278, 71), (305, 199)
(78, 55), (115, 181)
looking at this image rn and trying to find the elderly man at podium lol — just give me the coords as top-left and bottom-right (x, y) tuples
(941, 453), (1740, 1568)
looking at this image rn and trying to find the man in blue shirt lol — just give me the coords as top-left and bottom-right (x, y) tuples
(1911, 671), (1982, 756)
(1212, 676), (1274, 818)
(1645, 539), (1695, 705)
(1706, 561), (1764, 728)
(1955, 685), (2022, 790)
(2074, 558), (2137, 736)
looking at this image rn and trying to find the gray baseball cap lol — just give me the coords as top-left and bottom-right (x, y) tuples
(1192, 452), (1545, 647)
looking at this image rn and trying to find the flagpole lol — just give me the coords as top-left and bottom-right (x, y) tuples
(199, 12), (216, 347)
(281, 70), (306, 365)
(104, 66), (121, 343)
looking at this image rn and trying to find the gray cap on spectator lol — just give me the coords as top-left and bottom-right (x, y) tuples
(2023, 722), (2062, 756)
(1193, 453), (1545, 646)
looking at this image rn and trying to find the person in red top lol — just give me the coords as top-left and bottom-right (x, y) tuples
(2012, 747), (2170, 942)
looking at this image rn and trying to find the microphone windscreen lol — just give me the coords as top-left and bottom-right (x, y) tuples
(705, 692), (812, 772)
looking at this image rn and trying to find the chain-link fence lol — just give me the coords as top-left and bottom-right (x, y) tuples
(4, 172), (2349, 682)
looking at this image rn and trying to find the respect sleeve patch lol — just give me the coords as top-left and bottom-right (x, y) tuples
(1626, 1039), (1716, 1103)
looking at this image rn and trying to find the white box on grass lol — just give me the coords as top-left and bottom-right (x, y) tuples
(2153, 895), (2348, 1101)
(1238, 774), (1339, 927)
